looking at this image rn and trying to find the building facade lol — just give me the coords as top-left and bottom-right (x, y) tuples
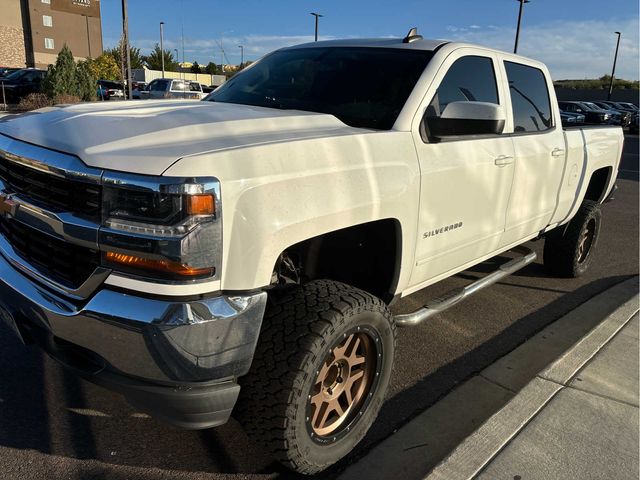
(0, 0), (103, 69)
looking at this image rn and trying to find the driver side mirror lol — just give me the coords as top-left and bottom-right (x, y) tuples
(423, 101), (506, 140)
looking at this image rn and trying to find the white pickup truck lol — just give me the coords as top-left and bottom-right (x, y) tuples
(0, 30), (623, 474)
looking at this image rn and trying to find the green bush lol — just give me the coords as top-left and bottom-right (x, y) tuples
(42, 44), (96, 102)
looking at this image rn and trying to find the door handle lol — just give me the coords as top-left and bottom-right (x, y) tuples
(551, 148), (565, 157)
(494, 155), (514, 166)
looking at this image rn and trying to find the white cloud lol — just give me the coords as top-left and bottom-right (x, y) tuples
(443, 18), (639, 80)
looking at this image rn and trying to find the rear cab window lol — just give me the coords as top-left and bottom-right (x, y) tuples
(504, 61), (553, 133)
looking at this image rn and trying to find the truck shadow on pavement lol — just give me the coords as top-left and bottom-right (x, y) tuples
(0, 274), (634, 479)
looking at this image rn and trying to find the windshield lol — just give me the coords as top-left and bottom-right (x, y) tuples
(208, 47), (433, 130)
(5, 69), (28, 80)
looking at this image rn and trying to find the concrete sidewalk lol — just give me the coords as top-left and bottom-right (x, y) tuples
(339, 276), (639, 480)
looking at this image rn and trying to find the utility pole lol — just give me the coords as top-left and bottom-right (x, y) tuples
(160, 21), (165, 77)
(121, 0), (132, 99)
(238, 45), (244, 68)
(310, 12), (323, 42)
(514, 0), (530, 54)
(607, 31), (622, 101)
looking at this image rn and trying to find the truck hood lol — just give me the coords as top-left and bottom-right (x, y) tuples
(0, 100), (360, 175)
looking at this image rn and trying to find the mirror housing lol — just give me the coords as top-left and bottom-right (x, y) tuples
(424, 101), (506, 139)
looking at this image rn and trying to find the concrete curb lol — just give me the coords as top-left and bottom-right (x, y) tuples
(426, 276), (639, 480)
(338, 276), (639, 480)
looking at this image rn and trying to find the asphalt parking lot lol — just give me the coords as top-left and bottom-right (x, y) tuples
(0, 134), (638, 480)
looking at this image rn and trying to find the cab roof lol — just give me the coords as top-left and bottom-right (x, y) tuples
(286, 37), (449, 52)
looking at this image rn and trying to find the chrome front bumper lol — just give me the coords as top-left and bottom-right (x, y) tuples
(0, 250), (267, 428)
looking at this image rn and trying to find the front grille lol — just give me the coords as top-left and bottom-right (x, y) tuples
(0, 217), (99, 289)
(0, 155), (101, 220)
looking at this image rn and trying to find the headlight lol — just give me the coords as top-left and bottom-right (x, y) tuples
(99, 174), (221, 281)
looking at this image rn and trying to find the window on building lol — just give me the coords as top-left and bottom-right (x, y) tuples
(504, 61), (553, 133)
(43, 15), (53, 27)
(427, 56), (499, 118)
(44, 38), (54, 50)
(41, 0), (51, 4)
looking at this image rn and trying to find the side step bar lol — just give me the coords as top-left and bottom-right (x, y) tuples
(394, 246), (537, 327)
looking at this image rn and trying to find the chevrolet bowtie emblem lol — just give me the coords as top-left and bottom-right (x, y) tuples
(0, 192), (18, 218)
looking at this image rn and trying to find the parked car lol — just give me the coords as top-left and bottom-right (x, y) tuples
(559, 111), (586, 124)
(558, 101), (610, 124)
(0, 68), (46, 104)
(0, 32), (623, 475)
(600, 100), (638, 113)
(97, 80), (124, 101)
(132, 83), (150, 99)
(0, 67), (22, 78)
(600, 101), (639, 130)
(148, 78), (204, 99)
(630, 113), (639, 134)
(616, 102), (638, 112)
(590, 101), (631, 127)
(560, 112), (582, 126)
(200, 83), (215, 94)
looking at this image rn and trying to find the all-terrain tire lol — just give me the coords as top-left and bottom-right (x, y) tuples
(235, 279), (396, 475)
(543, 200), (602, 277)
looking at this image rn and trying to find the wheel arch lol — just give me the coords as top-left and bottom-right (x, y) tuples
(269, 218), (403, 303)
(584, 166), (613, 203)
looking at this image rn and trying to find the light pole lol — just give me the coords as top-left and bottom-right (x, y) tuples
(310, 12), (323, 42)
(514, 0), (530, 54)
(607, 31), (622, 101)
(238, 45), (244, 68)
(160, 21), (165, 77)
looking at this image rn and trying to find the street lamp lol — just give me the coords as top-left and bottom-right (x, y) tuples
(174, 48), (180, 78)
(160, 21), (165, 77)
(514, 0), (530, 54)
(310, 12), (323, 42)
(238, 45), (244, 68)
(607, 32), (622, 101)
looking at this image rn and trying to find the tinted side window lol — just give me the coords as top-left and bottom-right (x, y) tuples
(505, 61), (552, 132)
(151, 80), (169, 91)
(428, 56), (499, 117)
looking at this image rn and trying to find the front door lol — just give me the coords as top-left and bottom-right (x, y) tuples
(409, 51), (515, 290)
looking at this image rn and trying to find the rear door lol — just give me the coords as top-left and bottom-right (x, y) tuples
(409, 49), (515, 288)
(500, 59), (566, 246)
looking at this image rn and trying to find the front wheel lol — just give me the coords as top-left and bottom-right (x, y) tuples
(235, 280), (396, 475)
(543, 200), (602, 277)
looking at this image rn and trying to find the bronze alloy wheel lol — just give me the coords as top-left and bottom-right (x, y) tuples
(577, 218), (596, 263)
(308, 328), (379, 439)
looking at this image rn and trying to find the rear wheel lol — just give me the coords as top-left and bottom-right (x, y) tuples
(235, 280), (396, 475)
(543, 200), (602, 277)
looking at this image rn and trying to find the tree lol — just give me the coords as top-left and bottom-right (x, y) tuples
(145, 44), (178, 71)
(205, 62), (220, 75)
(75, 60), (97, 101)
(190, 61), (202, 73)
(86, 53), (120, 80)
(41, 44), (96, 102)
(104, 42), (145, 72)
(42, 44), (76, 98)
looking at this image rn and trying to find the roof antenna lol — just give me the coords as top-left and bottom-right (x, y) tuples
(403, 27), (423, 43)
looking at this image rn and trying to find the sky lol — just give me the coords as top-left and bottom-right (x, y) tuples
(100, 0), (640, 80)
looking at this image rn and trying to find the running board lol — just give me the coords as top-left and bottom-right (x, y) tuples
(394, 246), (537, 327)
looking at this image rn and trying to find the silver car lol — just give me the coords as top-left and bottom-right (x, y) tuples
(147, 78), (204, 100)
